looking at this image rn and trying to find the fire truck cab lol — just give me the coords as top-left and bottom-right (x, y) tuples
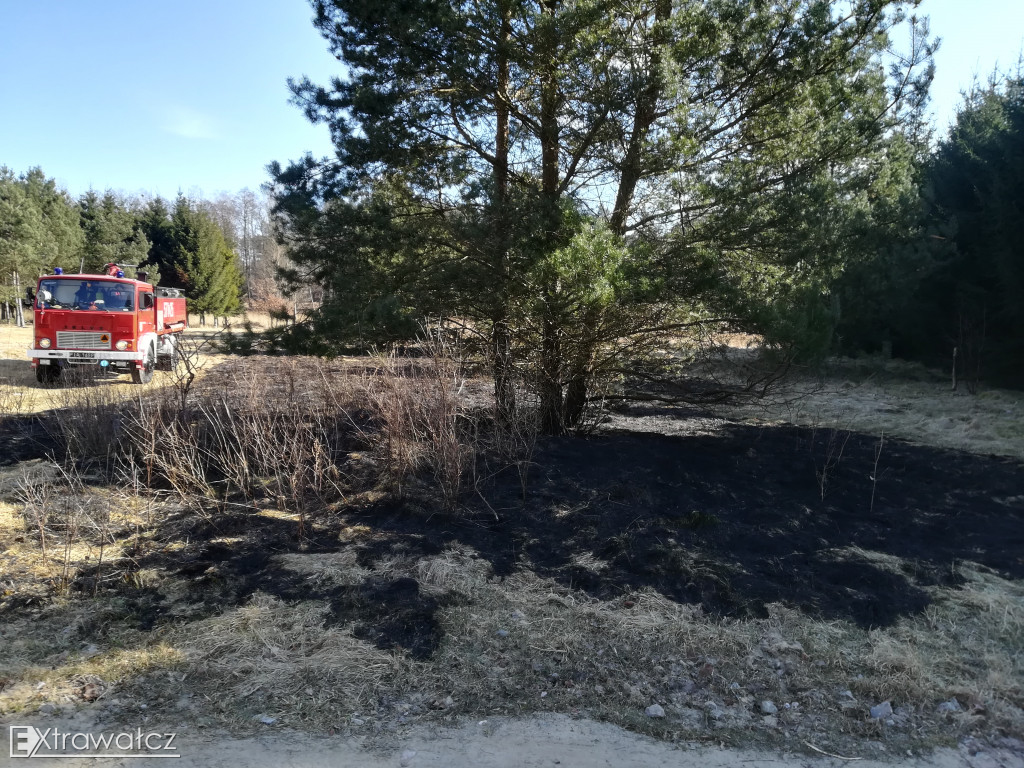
(28, 264), (188, 385)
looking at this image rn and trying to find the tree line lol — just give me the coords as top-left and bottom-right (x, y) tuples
(7, 1), (1019, 407)
(834, 72), (1024, 389)
(0, 174), (285, 326)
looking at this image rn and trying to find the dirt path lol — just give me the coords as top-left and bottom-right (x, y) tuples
(4, 714), (1022, 768)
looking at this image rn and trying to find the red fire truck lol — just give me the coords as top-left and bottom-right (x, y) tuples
(27, 263), (187, 385)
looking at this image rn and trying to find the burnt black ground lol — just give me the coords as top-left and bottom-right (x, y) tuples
(5, 388), (1022, 658)
(348, 418), (1024, 630)
(0, 416), (59, 466)
(90, 409), (1024, 660)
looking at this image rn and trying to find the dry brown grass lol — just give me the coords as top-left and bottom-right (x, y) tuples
(0, 612), (180, 718)
(723, 358), (1024, 460)
(176, 593), (400, 722)
(1, 502), (1020, 751)
(185, 309), (313, 338)
(1, 341), (1021, 754)
(236, 545), (1022, 747)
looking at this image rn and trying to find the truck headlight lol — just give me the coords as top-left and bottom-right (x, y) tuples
(38, 338), (51, 349)
(115, 340), (129, 351)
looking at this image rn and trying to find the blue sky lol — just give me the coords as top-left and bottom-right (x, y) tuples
(1, 0), (1022, 200)
(0, 0), (339, 199)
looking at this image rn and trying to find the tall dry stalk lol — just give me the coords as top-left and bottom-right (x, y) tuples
(16, 461), (115, 595)
(361, 341), (475, 512)
(869, 431), (885, 514)
(812, 426), (852, 500)
(17, 468), (54, 557)
(118, 356), (356, 540)
(492, 393), (540, 501)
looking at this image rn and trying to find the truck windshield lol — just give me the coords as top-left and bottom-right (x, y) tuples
(36, 279), (134, 311)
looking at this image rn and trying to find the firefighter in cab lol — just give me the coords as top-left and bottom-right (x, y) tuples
(74, 281), (100, 310)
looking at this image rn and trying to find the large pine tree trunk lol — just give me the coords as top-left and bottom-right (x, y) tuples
(539, 317), (564, 434)
(537, 0), (567, 434)
(492, 320), (515, 426)
(560, 0), (670, 432)
(491, 2), (517, 427)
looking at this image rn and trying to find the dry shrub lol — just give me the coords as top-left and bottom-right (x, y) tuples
(45, 382), (131, 464)
(36, 340), (531, 519)
(121, 357), (361, 526)
(361, 346), (476, 511)
(178, 592), (400, 720)
(14, 462), (119, 595)
(0, 379), (28, 417)
(490, 391), (541, 501)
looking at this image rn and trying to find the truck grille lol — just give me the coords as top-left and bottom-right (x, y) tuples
(56, 331), (111, 350)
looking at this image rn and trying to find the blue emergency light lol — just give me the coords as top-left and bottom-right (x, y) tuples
(54, 267), (63, 275)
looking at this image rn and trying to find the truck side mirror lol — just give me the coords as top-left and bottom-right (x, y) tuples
(25, 287), (35, 302)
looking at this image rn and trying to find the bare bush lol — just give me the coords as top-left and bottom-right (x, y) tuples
(0, 380), (27, 417)
(15, 462), (116, 595)
(490, 392), (541, 502)
(39, 335), (536, 523)
(811, 426), (852, 500)
(46, 383), (129, 466)
(116, 356), (360, 540)
(16, 468), (56, 557)
(361, 342), (476, 512)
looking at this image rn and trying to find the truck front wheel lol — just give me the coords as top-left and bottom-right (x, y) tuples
(132, 345), (156, 384)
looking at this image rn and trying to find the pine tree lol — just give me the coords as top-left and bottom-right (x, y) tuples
(272, 0), (935, 432)
(170, 196), (243, 325)
(20, 167), (85, 271)
(138, 196), (177, 287)
(79, 191), (150, 273)
(0, 169), (46, 325)
(910, 73), (1024, 386)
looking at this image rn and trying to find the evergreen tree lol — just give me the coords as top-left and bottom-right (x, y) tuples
(830, 130), (943, 356)
(0, 167), (83, 325)
(20, 167), (85, 271)
(138, 196), (176, 287)
(271, 0), (935, 431)
(79, 191), (151, 273)
(0, 169), (46, 325)
(909, 73), (1024, 386)
(170, 196), (243, 324)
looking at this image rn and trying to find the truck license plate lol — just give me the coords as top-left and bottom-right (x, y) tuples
(69, 352), (96, 359)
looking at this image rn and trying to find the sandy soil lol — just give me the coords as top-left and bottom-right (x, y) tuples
(5, 712), (1021, 768)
